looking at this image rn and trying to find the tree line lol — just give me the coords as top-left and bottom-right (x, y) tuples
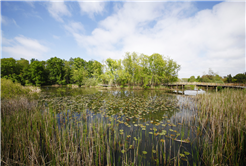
(185, 68), (246, 84)
(1, 52), (181, 87)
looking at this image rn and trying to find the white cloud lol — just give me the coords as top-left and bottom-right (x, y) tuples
(78, 1), (106, 19)
(1, 15), (20, 27)
(64, 21), (84, 34)
(25, 1), (35, 8)
(47, 1), (71, 22)
(53, 35), (60, 39)
(1, 15), (8, 25)
(66, 2), (245, 78)
(12, 19), (20, 28)
(2, 35), (49, 60)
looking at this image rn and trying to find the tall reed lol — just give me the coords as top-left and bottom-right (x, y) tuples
(196, 88), (246, 165)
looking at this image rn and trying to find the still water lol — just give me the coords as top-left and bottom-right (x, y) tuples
(39, 87), (201, 165)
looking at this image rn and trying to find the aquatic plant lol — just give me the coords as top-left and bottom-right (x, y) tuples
(196, 88), (246, 165)
(3, 86), (244, 165)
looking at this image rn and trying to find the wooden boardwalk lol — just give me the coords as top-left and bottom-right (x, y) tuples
(98, 82), (246, 93)
(99, 82), (246, 88)
(163, 82), (246, 93)
(163, 82), (246, 89)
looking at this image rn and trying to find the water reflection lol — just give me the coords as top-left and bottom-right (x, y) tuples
(40, 87), (200, 165)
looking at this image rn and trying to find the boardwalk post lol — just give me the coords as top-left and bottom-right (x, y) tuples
(176, 85), (178, 94)
(164, 82), (246, 92)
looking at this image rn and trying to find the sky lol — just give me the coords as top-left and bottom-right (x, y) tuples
(1, 0), (245, 78)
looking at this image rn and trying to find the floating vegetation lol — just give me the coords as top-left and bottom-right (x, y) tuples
(143, 151), (147, 155)
(2, 87), (244, 165)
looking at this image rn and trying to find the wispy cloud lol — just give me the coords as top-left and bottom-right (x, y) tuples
(47, 0), (71, 22)
(12, 19), (20, 28)
(53, 35), (60, 39)
(25, 1), (35, 8)
(1, 15), (8, 25)
(65, 2), (245, 77)
(64, 21), (84, 34)
(78, 1), (106, 19)
(2, 35), (49, 60)
(1, 15), (20, 27)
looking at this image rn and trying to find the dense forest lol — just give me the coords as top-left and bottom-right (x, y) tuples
(1, 52), (181, 88)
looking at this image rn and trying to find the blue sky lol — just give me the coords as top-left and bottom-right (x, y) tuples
(1, 1), (245, 78)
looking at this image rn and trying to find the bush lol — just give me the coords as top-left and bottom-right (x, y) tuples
(185, 85), (195, 90)
(1, 78), (31, 99)
(84, 78), (98, 87)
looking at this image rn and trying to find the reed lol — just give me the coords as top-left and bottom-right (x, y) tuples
(196, 88), (246, 165)
(2, 82), (208, 165)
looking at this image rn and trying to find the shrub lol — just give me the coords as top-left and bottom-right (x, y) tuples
(84, 78), (98, 87)
(1, 78), (30, 99)
(217, 86), (222, 91)
(185, 85), (195, 90)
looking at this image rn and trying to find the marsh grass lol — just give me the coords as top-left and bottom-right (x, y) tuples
(4, 85), (244, 165)
(1, 78), (40, 119)
(196, 88), (246, 165)
(1, 78), (31, 99)
(2, 93), (193, 165)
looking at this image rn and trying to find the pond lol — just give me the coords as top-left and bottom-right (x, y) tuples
(39, 86), (201, 166)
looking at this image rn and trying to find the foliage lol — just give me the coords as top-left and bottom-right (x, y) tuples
(180, 78), (188, 82)
(188, 76), (196, 82)
(46, 57), (65, 85)
(225, 74), (233, 83)
(92, 60), (103, 81)
(84, 78), (98, 87)
(72, 67), (88, 86)
(63, 60), (72, 84)
(1, 58), (18, 77)
(1, 78), (31, 99)
(102, 52), (180, 87)
(199, 68), (224, 83)
(1, 52), (181, 87)
(28, 61), (46, 86)
(233, 73), (246, 83)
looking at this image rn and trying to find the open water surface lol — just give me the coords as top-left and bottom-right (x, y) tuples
(39, 87), (201, 165)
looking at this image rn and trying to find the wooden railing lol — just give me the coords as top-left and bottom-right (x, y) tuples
(164, 82), (246, 87)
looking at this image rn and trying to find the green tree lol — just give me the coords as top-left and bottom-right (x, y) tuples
(72, 67), (88, 86)
(149, 53), (168, 85)
(200, 69), (223, 83)
(188, 76), (196, 82)
(86, 60), (94, 78)
(46, 57), (65, 85)
(63, 60), (72, 84)
(91, 60), (103, 82)
(227, 74), (232, 83)
(233, 73), (246, 83)
(163, 57), (180, 83)
(1, 58), (18, 77)
(196, 76), (201, 82)
(0, 58), (27, 84)
(73, 57), (86, 70)
(29, 61), (46, 86)
(103, 58), (121, 85)
(139, 54), (151, 87)
(16, 58), (30, 85)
